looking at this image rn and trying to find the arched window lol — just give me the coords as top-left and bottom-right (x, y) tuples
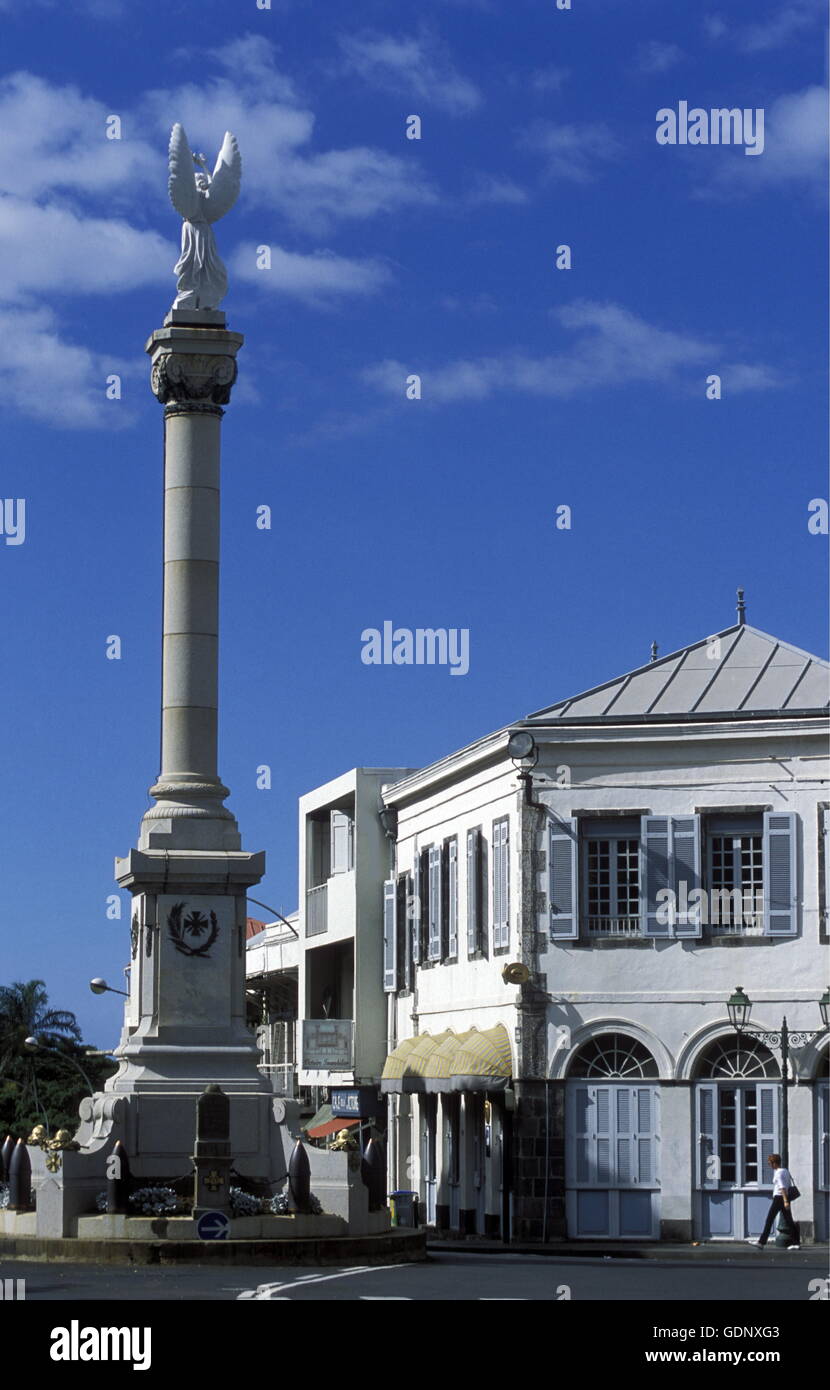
(696, 1037), (779, 1079)
(569, 1032), (659, 1079)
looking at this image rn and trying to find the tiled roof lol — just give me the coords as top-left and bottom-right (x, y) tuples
(526, 625), (829, 724)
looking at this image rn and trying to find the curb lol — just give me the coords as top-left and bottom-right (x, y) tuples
(0, 1229), (427, 1267)
(426, 1238), (830, 1262)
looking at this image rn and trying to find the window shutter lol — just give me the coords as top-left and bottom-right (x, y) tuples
(428, 845), (442, 960)
(757, 1084), (779, 1172)
(763, 811), (797, 936)
(466, 829), (480, 954)
(819, 1083), (829, 1191)
(447, 838), (458, 958)
(635, 1087), (658, 1187)
(411, 850), (422, 965)
(397, 876), (410, 991)
(823, 809), (830, 932)
(330, 810), (353, 874)
(492, 819), (509, 949)
(696, 1083), (719, 1189)
(641, 816), (672, 937)
(548, 815), (579, 939)
(383, 879), (397, 992)
(672, 816), (702, 937)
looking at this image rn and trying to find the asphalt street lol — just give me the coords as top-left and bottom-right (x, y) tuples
(4, 1252), (828, 1301)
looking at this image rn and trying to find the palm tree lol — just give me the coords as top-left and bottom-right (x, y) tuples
(0, 980), (81, 1072)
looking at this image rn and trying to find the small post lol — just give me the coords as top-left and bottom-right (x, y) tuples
(106, 1140), (131, 1215)
(288, 1137), (311, 1214)
(8, 1139), (32, 1211)
(361, 1137), (385, 1212)
(193, 1084), (232, 1218)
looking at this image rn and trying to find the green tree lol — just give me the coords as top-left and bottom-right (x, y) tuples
(0, 980), (116, 1139)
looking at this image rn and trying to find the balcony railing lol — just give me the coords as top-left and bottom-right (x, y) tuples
(586, 915), (642, 936)
(306, 883), (328, 937)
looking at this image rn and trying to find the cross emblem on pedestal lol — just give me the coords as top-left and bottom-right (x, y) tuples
(204, 1170), (224, 1192)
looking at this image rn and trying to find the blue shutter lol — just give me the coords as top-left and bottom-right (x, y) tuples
(696, 1083), (719, 1189)
(672, 816), (702, 937)
(641, 816), (671, 936)
(466, 829), (480, 954)
(757, 1084), (779, 1172)
(548, 815), (579, 939)
(428, 845), (442, 960)
(447, 838), (458, 958)
(573, 1086), (591, 1183)
(397, 876), (410, 991)
(383, 878), (397, 992)
(615, 1086), (658, 1188)
(595, 1087), (611, 1184)
(492, 819), (509, 949)
(411, 850), (422, 965)
(763, 811), (797, 936)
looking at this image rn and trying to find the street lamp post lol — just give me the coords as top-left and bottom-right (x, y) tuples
(726, 986), (830, 1167)
(23, 1037), (96, 1100)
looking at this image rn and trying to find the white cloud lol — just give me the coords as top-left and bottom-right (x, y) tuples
(704, 0), (824, 52)
(701, 85), (828, 197)
(0, 305), (137, 427)
(529, 66), (569, 96)
(519, 121), (621, 183)
(362, 301), (781, 403)
(634, 40), (684, 74)
(465, 174), (528, 205)
(337, 29), (482, 115)
(0, 196), (169, 303)
(231, 243), (390, 303)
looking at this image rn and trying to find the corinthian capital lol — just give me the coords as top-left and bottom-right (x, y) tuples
(151, 350), (238, 407)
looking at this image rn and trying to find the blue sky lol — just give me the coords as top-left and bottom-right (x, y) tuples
(0, 0), (827, 1042)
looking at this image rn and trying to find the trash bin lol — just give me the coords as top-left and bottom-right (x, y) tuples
(390, 1190), (418, 1227)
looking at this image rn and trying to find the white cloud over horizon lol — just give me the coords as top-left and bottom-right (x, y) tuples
(337, 28), (482, 116)
(362, 301), (784, 404)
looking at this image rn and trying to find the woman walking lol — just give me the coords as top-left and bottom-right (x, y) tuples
(747, 1153), (800, 1248)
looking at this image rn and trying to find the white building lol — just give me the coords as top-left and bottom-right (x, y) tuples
(378, 620), (829, 1243)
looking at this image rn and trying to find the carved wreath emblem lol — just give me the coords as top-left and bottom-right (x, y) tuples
(130, 912), (140, 959)
(168, 902), (219, 958)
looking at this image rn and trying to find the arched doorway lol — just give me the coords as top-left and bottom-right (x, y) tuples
(694, 1035), (780, 1241)
(566, 1032), (661, 1239)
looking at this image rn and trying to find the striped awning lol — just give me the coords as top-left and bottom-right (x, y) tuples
(381, 1024), (512, 1093)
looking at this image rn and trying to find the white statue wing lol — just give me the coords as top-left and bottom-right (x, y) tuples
(204, 131), (241, 225)
(168, 124), (201, 222)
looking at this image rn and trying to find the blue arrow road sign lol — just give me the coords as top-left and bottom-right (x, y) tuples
(197, 1210), (230, 1241)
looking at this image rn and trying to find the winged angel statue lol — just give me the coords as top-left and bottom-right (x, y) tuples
(168, 123), (241, 311)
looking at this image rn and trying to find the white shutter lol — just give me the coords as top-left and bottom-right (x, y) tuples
(696, 1083), (719, 1189)
(466, 828), (481, 955)
(382, 879), (397, 992)
(757, 1084), (779, 1173)
(672, 816), (702, 937)
(763, 811), (797, 935)
(548, 815), (579, 939)
(447, 838), (458, 958)
(330, 810), (353, 874)
(817, 811), (823, 928)
(428, 845), (442, 960)
(819, 1083), (829, 1191)
(411, 849), (422, 965)
(492, 819), (509, 949)
(641, 816), (671, 936)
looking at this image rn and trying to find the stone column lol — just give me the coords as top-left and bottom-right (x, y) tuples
(88, 310), (275, 1180)
(140, 310), (243, 853)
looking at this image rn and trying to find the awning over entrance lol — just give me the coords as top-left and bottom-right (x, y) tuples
(381, 1024), (512, 1093)
(303, 1104), (362, 1140)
